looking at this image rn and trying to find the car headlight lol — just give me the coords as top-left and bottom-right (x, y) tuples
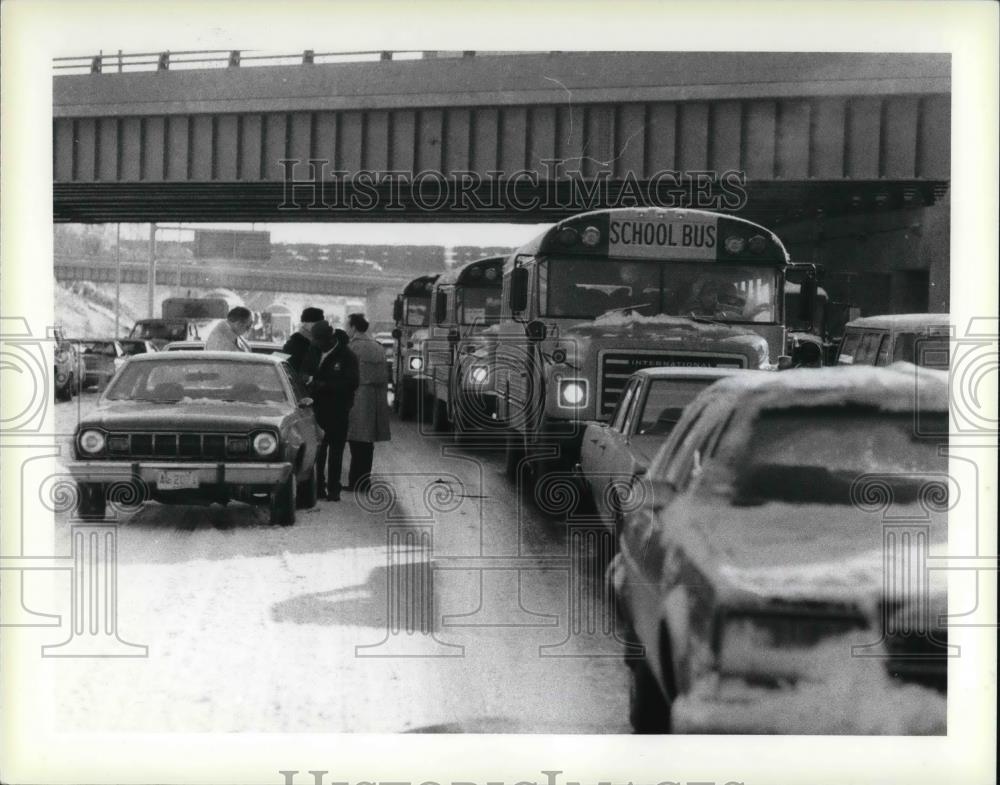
(79, 429), (106, 454)
(409, 356), (423, 371)
(469, 365), (488, 384)
(252, 432), (278, 456)
(557, 378), (588, 407)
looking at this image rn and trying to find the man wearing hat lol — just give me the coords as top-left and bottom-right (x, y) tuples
(283, 307), (325, 375)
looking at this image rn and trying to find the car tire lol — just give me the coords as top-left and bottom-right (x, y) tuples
(296, 461), (318, 509)
(76, 483), (106, 520)
(504, 431), (524, 482)
(431, 396), (449, 433)
(269, 473), (297, 526)
(629, 655), (673, 734)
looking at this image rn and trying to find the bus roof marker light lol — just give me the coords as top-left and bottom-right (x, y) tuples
(748, 235), (768, 254)
(581, 226), (601, 247)
(724, 235), (747, 254)
(555, 227), (579, 247)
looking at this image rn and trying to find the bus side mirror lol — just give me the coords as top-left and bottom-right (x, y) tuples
(391, 328), (402, 340)
(434, 294), (447, 325)
(798, 277), (818, 324)
(392, 297), (403, 323)
(447, 327), (460, 345)
(525, 320), (547, 342)
(510, 268), (529, 313)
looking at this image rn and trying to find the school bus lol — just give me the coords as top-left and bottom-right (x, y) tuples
(391, 274), (439, 419)
(422, 256), (505, 433)
(493, 207), (814, 483)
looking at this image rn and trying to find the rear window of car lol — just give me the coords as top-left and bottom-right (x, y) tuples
(637, 378), (721, 435)
(105, 360), (288, 404)
(729, 406), (948, 506)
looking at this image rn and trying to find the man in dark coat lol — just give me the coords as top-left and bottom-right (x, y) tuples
(283, 307), (325, 376)
(308, 323), (359, 501)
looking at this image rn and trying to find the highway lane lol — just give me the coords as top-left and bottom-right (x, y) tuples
(47, 394), (630, 733)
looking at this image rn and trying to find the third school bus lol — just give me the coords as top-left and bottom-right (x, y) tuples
(493, 207), (816, 482)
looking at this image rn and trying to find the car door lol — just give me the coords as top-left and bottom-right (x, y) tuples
(278, 362), (322, 476)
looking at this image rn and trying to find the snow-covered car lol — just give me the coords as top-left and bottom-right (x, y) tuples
(66, 351), (323, 526)
(837, 313), (950, 369)
(577, 367), (747, 531)
(78, 339), (128, 390)
(609, 363), (949, 734)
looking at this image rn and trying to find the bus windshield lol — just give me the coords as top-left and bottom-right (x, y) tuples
(456, 287), (502, 325)
(405, 299), (430, 327)
(538, 257), (780, 323)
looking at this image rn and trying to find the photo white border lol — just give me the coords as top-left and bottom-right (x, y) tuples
(2, 1), (997, 783)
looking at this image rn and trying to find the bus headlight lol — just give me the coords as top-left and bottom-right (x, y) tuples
(469, 365), (488, 384)
(558, 379), (588, 407)
(252, 432), (278, 456)
(408, 356), (423, 371)
(79, 430), (106, 454)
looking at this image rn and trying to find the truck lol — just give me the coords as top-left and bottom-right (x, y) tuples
(492, 207), (816, 485)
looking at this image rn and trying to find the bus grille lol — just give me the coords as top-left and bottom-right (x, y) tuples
(598, 351), (746, 416)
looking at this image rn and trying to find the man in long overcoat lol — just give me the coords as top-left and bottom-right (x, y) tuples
(345, 313), (391, 494)
(308, 324), (359, 501)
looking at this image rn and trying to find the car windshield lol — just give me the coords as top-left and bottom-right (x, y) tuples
(105, 360), (289, 404)
(456, 287), (502, 325)
(130, 322), (188, 341)
(80, 341), (117, 356)
(120, 341), (148, 356)
(405, 300), (430, 326)
(636, 377), (724, 435)
(730, 407), (948, 506)
(538, 257), (780, 323)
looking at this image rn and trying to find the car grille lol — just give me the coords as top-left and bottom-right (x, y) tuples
(106, 432), (254, 460)
(598, 351), (747, 416)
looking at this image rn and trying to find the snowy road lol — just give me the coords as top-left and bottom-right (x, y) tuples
(48, 394), (630, 733)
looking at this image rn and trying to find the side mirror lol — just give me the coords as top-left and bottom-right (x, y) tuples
(392, 297), (403, 323)
(299, 397), (314, 408)
(447, 327), (460, 345)
(391, 328), (402, 340)
(434, 294), (447, 325)
(510, 267), (529, 313)
(798, 276), (818, 324)
(525, 320), (547, 342)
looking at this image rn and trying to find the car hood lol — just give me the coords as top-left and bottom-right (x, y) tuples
(666, 499), (947, 607)
(81, 400), (293, 431)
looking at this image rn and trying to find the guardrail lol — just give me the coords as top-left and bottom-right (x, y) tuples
(53, 50), (516, 75)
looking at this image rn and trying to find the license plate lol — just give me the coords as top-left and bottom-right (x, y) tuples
(157, 470), (200, 490)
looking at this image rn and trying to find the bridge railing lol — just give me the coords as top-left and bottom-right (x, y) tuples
(52, 50), (522, 75)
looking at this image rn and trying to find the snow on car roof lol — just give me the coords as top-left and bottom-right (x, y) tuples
(845, 313), (951, 330)
(695, 362), (949, 414)
(125, 350), (285, 363)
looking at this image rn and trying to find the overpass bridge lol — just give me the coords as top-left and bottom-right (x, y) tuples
(54, 256), (412, 297)
(52, 50), (952, 314)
